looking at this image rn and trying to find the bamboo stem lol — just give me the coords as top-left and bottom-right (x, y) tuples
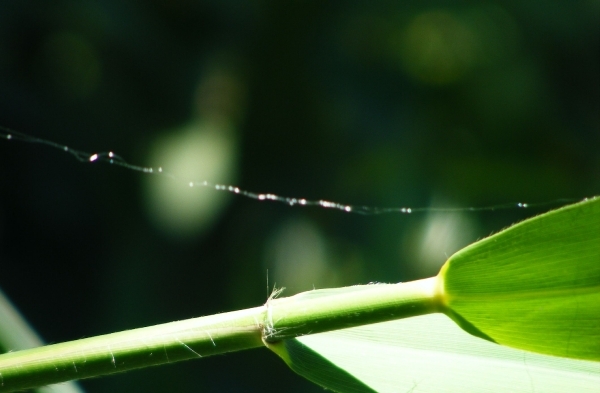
(0, 306), (265, 392)
(0, 278), (441, 392)
(265, 277), (440, 341)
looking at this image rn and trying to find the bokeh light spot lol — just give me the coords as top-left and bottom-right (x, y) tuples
(403, 200), (480, 277)
(144, 121), (238, 240)
(400, 10), (477, 85)
(264, 218), (339, 294)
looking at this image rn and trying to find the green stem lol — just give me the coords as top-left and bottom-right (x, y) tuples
(265, 277), (440, 341)
(0, 277), (440, 392)
(0, 306), (265, 392)
(0, 287), (84, 393)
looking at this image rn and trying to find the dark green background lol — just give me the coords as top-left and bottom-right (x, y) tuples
(0, 1), (598, 392)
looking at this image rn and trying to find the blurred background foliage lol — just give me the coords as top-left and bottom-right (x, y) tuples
(0, 1), (598, 392)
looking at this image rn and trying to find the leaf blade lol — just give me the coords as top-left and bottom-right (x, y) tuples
(441, 197), (600, 360)
(283, 314), (600, 393)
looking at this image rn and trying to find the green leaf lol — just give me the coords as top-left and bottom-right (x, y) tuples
(282, 314), (600, 393)
(270, 198), (600, 391)
(440, 197), (600, 360)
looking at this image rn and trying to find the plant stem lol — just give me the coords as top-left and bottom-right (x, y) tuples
(265, 277), (440, 341)
(0, 306), (265, 392)
(0, 286), (84, 393)
(0, 278), (440, 391)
